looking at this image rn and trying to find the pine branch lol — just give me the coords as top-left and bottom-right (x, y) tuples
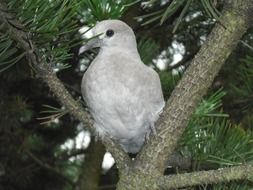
(73, 164), (253, 189)
(135, 0), (253, 176)
(76, 139), (105, 190)
(0, 0), (130, 171)
(156, 164), (253, 189)
(118, 163), (253, 189)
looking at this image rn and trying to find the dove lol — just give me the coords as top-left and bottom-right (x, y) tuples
(80, 20), (165, 153)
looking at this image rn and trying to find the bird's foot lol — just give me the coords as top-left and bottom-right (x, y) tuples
(145, 123), (157, 141)
(150, 123), (157, 135)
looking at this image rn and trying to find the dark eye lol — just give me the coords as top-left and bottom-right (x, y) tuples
(106, 29), (114, 37)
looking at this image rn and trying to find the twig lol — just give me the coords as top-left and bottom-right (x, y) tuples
(240, 40), (253, 52)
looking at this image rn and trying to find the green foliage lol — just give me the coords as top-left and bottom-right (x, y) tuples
(38, 105), (67, 125)
(221, 55), (253, 125)
(139, 0), (220, 32)
(213, 183), (251, 190)
(228, 56), (253, 112)
(193, 89), (227, 118)
(6, 0), (82, 71)
(181, 90), (227, 158)
(0, 95), (33, 127)
(160, 0), (191, 26)
(159, 71), (181, 99)
(181, 89), (253, 169)
(137, 37), (159, 65)
(0, 34), (25, 72)
(80, 0), (138, 23)
(179, 89), (253, 189)
(207, 123), (253, 165)
(25, 134), (48, 152)
(2, 0), (140, 72)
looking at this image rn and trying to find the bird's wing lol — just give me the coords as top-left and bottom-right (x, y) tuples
(110, 54), (165, 122)
(120, 57), (165, 112)
(142, 66), (165, 112)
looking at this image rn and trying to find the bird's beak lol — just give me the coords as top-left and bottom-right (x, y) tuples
(79, 36), (102, 55)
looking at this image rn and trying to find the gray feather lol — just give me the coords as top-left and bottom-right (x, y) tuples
(81, 20), (164, 153)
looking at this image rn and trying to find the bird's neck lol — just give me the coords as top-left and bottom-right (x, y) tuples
(99, 46), (140, 59)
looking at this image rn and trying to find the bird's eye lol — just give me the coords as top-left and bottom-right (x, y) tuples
(106, 29), (114, 37)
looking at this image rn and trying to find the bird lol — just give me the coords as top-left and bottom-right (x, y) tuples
(80, 20), (165, 153)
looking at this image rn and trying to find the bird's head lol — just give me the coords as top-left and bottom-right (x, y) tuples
(79, 20), (137, 54)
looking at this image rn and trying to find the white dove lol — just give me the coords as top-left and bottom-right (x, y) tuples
(80, 20), (165, 153)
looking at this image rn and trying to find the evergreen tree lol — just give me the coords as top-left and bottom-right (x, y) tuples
(0, 0), (253, 190)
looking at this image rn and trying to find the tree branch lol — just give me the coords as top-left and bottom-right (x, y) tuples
(118, 163), (253, 190)
(0, 1), (130, 171)
(156, 164), (253, 189)
(76, 139), (105, 190)
(136, 0), (253, 176)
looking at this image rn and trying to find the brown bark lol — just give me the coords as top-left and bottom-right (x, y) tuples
(156, 164), (253, 189)
(76, 140), (105, 190)
(120, 164), (253, 190)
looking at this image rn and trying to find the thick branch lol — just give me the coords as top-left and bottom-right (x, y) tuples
(76, 139), (105, 190)
(157, 164), (253, 189)
(0, 1), (130, 170)
(118, 164), (253, 190)
(136, 0), (253, 176)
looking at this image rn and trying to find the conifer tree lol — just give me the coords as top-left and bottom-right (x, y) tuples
(0, 0), (253, 190)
